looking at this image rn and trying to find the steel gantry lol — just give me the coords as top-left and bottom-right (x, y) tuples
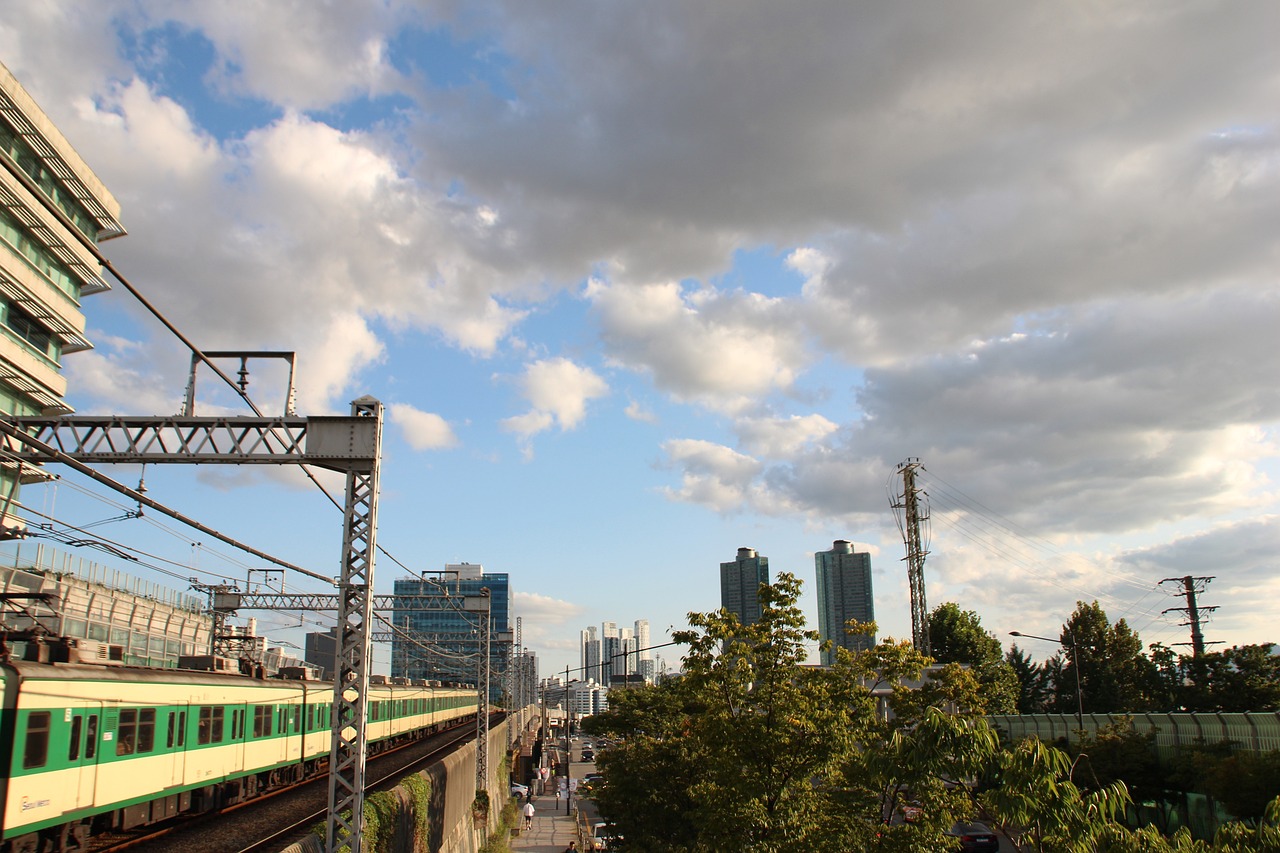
(7, 397), (384, 853)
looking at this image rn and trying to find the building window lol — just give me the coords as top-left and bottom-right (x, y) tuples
(1, 299), (53, 357)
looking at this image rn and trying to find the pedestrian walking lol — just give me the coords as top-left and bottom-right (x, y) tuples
(522, 800), (535, 830)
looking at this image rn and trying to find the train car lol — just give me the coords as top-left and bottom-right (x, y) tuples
(1, 650), (477, 853)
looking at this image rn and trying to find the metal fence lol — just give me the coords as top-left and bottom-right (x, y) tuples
(987, 711), (1280, 758)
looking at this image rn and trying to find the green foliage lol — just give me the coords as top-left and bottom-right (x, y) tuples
(588, 582), (1280, 850)
(928, 603), (1020, 714)
(1183, 645), (1280, 712)
(1008, 644), (1051, 713)
(363, 790), (399, 853)
(400, 772), (432, 843)
(1061, 601), (1159, 713)
(478, 797), (520, 853)
(981, 736), (1131, 851)
(1103, 796), (1280, 852)
(1203, 750), (1280, 821)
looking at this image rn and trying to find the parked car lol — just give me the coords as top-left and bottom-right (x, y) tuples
(510, 782), (530, 798)
(589, 821), (622, 850)
(946, 821), (999, 852)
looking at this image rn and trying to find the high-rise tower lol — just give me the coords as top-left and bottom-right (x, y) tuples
(720, 547), (770, 626)
(815, 539), (876, 664)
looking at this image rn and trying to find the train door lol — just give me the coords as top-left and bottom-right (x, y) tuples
(165, 704), (189, 789)
(66, 704), (102, 812)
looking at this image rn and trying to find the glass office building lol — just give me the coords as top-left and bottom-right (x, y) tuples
(815, 539), (876, 664)
(720, 546), (770, 627)
(390, 563), (510, 700)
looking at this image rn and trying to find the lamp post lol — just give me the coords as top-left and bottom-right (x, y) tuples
(1010, 629), (1084, 737)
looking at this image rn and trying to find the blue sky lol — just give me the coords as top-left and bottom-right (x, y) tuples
(3, 2), (1279, 678)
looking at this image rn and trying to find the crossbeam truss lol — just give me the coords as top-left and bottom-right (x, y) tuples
(9, 399), (383, 853)
(12, 414), (375, 471)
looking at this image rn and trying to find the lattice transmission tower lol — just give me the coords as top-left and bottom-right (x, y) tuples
(890, 458), (931, 655)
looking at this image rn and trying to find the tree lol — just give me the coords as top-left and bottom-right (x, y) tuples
(1193, 644), (1280, 712)
(927, 602), (1018, 714)
(1060, 601), (1158, 713)
(584, 576), (1162, 851)
(586, 573), (871, 851)
(1007, 644), (1050, 713)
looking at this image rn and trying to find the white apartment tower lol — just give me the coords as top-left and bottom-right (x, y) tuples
(0, 62), (125, 533)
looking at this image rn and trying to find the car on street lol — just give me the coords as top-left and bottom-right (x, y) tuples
(589, 821), (622, 850)
(945, 821), (999, 852)
(510, 782), (530, 798)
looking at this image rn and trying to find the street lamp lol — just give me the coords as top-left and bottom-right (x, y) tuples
(1009, 629), (1085, 737)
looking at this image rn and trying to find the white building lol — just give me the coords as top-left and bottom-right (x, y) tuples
(0, 61), (124, 534)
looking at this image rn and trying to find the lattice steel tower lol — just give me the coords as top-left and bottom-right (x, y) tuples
(891, 458), (931, 655)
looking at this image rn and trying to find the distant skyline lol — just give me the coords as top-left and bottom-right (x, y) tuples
(1, 3), (1277, 679)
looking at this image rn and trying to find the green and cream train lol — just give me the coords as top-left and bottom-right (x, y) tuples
(0, 648), (477, 853)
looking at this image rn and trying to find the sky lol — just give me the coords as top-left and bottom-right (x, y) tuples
(2, 2), (1278, 680)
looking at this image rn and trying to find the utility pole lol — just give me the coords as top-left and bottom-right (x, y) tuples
(1161, 575), (1220, 658)
(891, 458), (931, 655)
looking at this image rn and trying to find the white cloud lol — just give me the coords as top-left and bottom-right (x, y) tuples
(736, 414), (838, 459)
(501, 357), (609, 444)
(624, 399), (658, 424)
(586, 278), (808, 413)
(389, 404), (459, 451)
(659, 439), (764, 514)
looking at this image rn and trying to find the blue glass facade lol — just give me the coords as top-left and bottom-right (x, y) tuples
(389, 569), (510, 701)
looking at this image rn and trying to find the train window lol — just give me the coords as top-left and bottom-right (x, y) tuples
(232, 709), (244, 740)
(117, 709), (138, 756)
(254, 705), (271, 738)
(176, 711), (186, 747)
(86, 715), (98, 759)
(69, 715), (83, 760)
(293, 705), (301, 731)
(24, 711), (51, 769)
(166, 712), (175, 748)
(137, 708), (156, 753)
(198, 706), (225, 744)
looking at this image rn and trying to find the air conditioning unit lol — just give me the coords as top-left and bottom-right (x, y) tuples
(66, 638), (126, 665)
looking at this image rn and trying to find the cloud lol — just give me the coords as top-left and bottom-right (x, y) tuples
(389, 403), (459, 451)
(501, 357), (609, 441)
(659, 439), (764, 514)
(624, 399), (658, 424)
(736, 414), (838, 459)
(586, 278), (808, 413)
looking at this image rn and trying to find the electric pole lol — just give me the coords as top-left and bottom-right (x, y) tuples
(891, 458), (931, 655)
(1161, 575), (1220, 658)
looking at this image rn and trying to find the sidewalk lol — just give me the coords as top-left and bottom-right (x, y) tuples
(510, 795), (580, 852)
